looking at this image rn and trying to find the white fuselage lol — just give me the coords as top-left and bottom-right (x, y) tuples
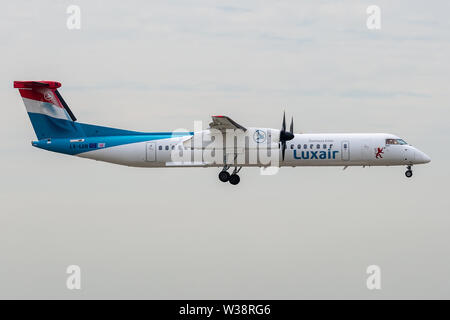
(76, 128), (431, 168)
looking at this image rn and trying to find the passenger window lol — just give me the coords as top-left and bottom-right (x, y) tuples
(317, 144), (320, 149)
(171, 145), (175, 150)
(158, 146), (162, 150)
(165, 145), (169, 150)
(290, 144), (294, 149)
(323, 144), (327, 149)
(297, 144), (301, 149)
(310, 144), (313, 149)
(304, 144), (307, 149)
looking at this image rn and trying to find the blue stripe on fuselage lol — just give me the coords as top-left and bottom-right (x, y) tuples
(32, 134), (193, 155)
(28, 112), (193, 155)
(28, 112), (180, 139)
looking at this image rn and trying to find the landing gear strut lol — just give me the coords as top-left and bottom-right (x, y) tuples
(405, 165), (413, 178)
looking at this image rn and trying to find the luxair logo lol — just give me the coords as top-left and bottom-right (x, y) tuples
(44, 92), (53, 101)
(294, 149), (339, 160)
(253, 130), (266, 143)
(375, 147), (384, 159)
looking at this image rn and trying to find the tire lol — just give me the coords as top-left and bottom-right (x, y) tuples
(405, 170), (413, 178)
(219, 171), (230, 182)
(229, 174), (240, 185)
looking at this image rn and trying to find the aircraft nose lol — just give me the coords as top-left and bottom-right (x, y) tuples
(415, 150), (431, 164)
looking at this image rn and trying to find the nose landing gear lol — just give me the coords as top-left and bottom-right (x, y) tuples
(405, 165), (413, 178)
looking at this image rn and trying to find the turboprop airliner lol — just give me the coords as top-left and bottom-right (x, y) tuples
(14, 81), (431, 185)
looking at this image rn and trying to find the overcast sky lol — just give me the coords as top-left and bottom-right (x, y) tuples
(0, 0), (449, 299)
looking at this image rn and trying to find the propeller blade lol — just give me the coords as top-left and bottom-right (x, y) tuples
(280, 112), (294, 158)
(279, 112), (293, 161)
(290, 116), (293, 134)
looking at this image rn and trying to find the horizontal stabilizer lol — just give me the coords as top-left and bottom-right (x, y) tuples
(14, 81), (62, 89)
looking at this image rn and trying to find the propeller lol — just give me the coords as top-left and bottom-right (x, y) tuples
(279, 112), (294, 161)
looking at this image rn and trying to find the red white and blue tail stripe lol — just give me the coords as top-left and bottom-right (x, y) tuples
(14, 81), (76, 121)
(14, 81), (80, 139)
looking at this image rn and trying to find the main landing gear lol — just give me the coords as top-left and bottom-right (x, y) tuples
(218, 166), (241, 185)
(218, 170), (230, 182)
(405, 165), (413, 178)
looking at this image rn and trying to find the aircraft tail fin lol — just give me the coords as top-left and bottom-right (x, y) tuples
(14, 81), (84, 140)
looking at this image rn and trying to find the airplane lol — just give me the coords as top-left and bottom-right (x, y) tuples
(14, 80), (431, 185)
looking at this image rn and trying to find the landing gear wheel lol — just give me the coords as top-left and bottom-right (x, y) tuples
(229, 174), (240, 185)
(405, 165), (413, 178)
(219, 171), (230, 182)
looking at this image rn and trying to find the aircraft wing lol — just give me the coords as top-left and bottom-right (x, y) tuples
(209, 115), (247, 132)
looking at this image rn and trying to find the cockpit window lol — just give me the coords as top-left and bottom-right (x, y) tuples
(386, 139), (408, 145)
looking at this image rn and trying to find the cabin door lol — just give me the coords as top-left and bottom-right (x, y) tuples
(341, 141), (350, 161)
(146, 142), (156, 161)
